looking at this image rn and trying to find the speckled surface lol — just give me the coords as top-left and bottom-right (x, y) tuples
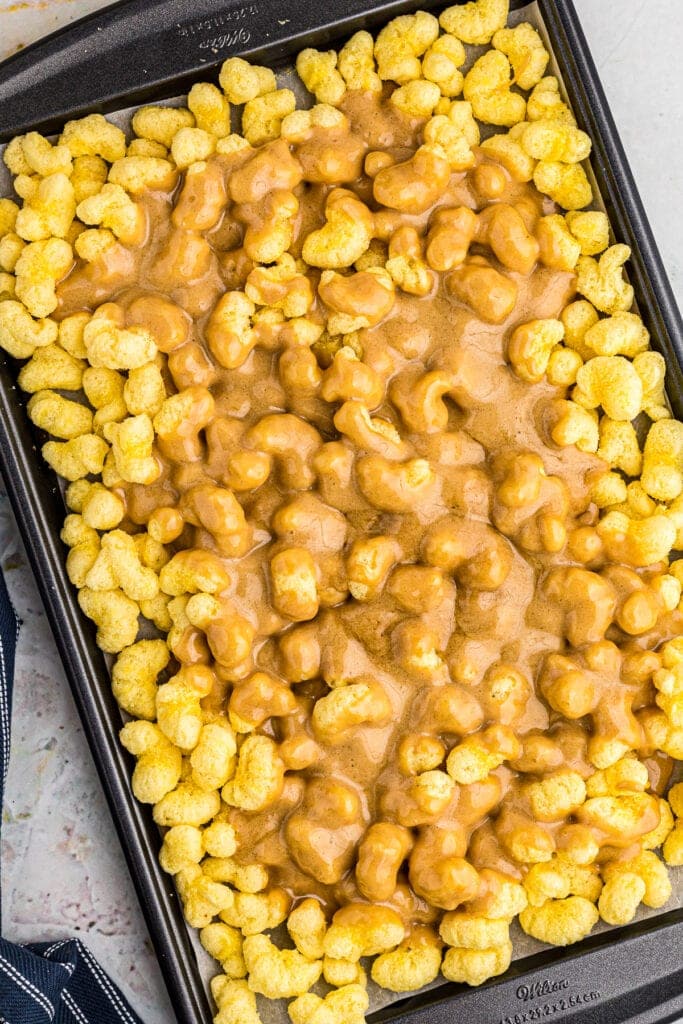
(0, 3), (681, 1023)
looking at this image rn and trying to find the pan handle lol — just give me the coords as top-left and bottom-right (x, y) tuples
(0, 0), (441, 141)
(0, 0), (540, 141)
(369, 911), (683, 1024)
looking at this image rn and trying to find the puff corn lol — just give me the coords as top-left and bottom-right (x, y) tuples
(1, 1), (683, 1021)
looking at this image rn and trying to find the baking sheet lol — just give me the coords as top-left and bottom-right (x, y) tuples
(0, 2), (681, 1021)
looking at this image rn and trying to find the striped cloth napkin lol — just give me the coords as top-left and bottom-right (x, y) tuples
(0, 570), (145, 1024)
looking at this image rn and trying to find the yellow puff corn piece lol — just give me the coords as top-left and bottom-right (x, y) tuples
(119, 720), (182, 802)
(14, 238), (73, 318)
(375, 12), (439, 82)
(533, 161), (592, 211)
(111, 639), (170, 720)
(288, 985), (368, 1024)
(0, 299), (57, 359)
(27, 390), (93, 439)
(641, 420), (683, 501)
(61, 113), (127, 161)
(464, 51), (526, 127)
(519, 896), (599, 946)
(219, 57), (276, 104)
(576, 244), (634, 314)
(440, 0), (509, 45)
(493, 23), (549, 90)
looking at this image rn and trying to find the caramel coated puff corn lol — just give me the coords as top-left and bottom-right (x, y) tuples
(480, 131), (535, 183)
(507, 317), (565, 383)
(547, 399), (599, 453)
(338, 31), (382, 93)
(536, 216), (581, 272)
(303, 189), (374, 269)
(324, 904), (406, 961)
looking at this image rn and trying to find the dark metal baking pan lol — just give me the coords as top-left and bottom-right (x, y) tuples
(0, 2), (681, 1023)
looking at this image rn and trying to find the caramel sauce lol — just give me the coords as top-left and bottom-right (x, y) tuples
(55, 90), (676, 923)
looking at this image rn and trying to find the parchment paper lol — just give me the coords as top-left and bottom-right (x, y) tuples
(0, 3), (681, 1020)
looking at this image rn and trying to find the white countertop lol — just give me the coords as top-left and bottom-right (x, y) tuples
(0, 2), (681, 1022)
